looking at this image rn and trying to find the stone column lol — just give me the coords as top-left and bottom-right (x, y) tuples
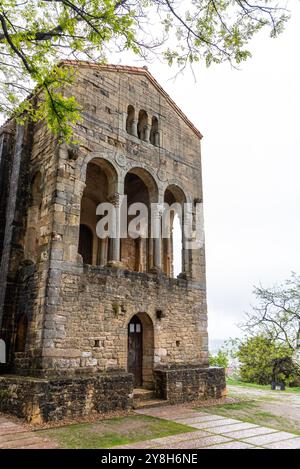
(98, 238), (107, 267)
(131, 120), (138, 138)
(154, 132), (160, 147)
(179, 204), (191, 279)
(107, 193), (123, 268)
(147, 237), (153, 271)
(150, 205), (162, 273)
(144, 124), (151, 143)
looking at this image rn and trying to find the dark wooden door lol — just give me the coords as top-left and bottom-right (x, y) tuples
(128, 315), (143, 386)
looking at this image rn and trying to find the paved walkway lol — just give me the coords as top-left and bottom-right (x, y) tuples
(0, 416), (58, 449)
(117, 405), (300, 449)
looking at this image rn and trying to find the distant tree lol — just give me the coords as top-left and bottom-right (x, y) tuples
(209, 349), (229, 369)
(237, 335), (298, 385)
(0, 1), (290, 140)
(241, 273), (300, 353)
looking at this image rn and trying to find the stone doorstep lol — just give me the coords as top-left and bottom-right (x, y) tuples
(133, 388), (155, 401)
(133, 398), (169, 410)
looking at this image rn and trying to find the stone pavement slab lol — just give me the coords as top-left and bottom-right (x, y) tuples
(136, 407), (198, 420)
(132, 406), (300, 450)
(0, 416), (58, 449)
(242, 431), (299, 446)
(159, 435), (231, 449)
(224, 426), (277, 439)
(263, 437), (300, 449)
(206, 441), (257, 449)
(143, 430), (210, 446)
(206, 422), (257, 434)
(191, 418), (241, 429)
(175, 415), (227, 425)
(114, 430), (212, 449)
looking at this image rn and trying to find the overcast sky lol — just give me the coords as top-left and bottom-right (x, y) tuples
(132, 1), (300, 343)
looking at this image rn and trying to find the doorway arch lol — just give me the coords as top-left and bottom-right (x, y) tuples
(127, 313), (154, 388)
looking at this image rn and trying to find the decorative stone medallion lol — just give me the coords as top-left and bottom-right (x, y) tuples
(115, 153), (126, 167)
(157, 168), (167, 182)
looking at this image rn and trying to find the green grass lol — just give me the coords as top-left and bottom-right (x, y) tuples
(36, 415), (196, 449)
(227, 378), (300, 393)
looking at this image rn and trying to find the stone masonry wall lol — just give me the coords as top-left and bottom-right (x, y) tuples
(38, 265), (209, 376)
(0, 371), (133, 423)
(153, 367), (226, 403)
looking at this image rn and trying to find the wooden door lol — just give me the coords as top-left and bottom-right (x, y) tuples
(128, 315), (143, 386)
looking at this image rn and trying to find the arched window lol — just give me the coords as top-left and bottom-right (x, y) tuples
(30, 172), (42, 207)
(163, 185), (187, 278)
(126, 105), (135, 135)
(78, 158), (118, 266)
(172, 214), (182, 277)
(122, 168), (158, 273)
(137, 110), (148, 141)
(15, 314), (28, 353)
(150, 116), (159, 146)
(78, 224), (93, 264)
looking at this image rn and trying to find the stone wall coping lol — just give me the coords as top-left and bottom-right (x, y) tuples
(154, 366), (224, 373)
(47, 260), (206, 291)
(0, 371), (132, 383)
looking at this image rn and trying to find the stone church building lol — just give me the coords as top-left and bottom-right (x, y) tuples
(0, 62), (225, 422)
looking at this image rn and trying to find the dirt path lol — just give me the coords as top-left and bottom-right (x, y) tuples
(227, 385), (300, 433)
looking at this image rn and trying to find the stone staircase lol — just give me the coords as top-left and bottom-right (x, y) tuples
(133, 388), (168, 409)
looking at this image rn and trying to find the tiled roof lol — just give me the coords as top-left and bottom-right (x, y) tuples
(60, 60), (202, 139)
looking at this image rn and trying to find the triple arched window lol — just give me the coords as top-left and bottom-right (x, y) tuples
(126, 105), (159, 146)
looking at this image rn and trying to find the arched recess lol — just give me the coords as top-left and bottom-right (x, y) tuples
(150, 116), (159, 146)
(163, 184), (187, 278)
(24, 171), (42, 262)
(122, 167), (158, 272)
(15, 314), (28, 353)
(127, 312), (154, 389)
(78, 158), (118, 266)
(137, 110), (148, 141)
(126, 105), (135, 135)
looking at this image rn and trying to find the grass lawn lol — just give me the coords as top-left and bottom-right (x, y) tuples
(227, 378), (300, 394)
(36, 415), (195, 449)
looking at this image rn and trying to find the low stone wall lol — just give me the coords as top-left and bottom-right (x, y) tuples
(0, 371), (133, 423)
(153, 366), (226, 403)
